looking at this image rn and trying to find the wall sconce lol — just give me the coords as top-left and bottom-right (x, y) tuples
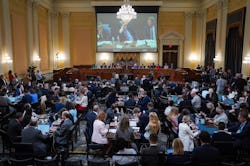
(144, 53), (154, 61)
(2, 53), (12, 63)
(100, 53), (109, 62)
(189, 53), (198, 61)
(33, 55), (41, 62)
(55, 51), (65, 69)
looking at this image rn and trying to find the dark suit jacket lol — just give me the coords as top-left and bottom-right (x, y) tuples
(192, 144), (220, 166)
(0, 78), (8, 88)
(211, 131), (233, 143)
(138, 95), (151, 111)
(167, 153), (191, 166)
(124, 98), (136, 108)
(7, 119), (22, 143)
(22, 126), (48, 157)
(54, 118), (73, 145)
(137, 112), (149, 135)
(228, 120), (250, 150)
(141, 145), (165, 166)
(85, 111), (97, 140)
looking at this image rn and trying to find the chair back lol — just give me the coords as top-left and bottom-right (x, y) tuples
(213, 141), (235, 156)
(115, 162), (138, 166)
(88, 159), (110, 166)
(9, 158), (33, 166)
(0, 157), (9, 166)
(34, 157), (58, 166)
(84, 130), (91, 145)
(13, 143), (33, 159)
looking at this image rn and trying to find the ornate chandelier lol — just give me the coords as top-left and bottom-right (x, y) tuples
(117, 0), (137, 24)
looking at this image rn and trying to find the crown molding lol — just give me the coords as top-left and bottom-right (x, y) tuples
(90, 1), (163, 6)
(201, 0), (218, 9)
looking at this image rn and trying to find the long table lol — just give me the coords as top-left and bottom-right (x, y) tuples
(53, 68), (201, 84)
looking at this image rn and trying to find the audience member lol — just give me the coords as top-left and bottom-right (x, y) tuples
(211, 122), (233, 144)
(85, 104), (99, 141)
(91, 111), (108, 144)
(192, 131), (220, 166)
(228, 110), (250, 152)
(112, 138), (138, 166)
(178, 115), (200, 152)
(208, 105), (228, 125)
(22, 119), (48, 158)
(144, 112), (160, 140)
(53, 111), (73, 146)
(7, 112), (23, 143)
(116, 115), (134, 142)
(141, 133), (165, 166)
(191, 89), (201, 111)
(124, 93), (136, 108)
(65, 102), (78, 123)
(167, 138), (191, 165)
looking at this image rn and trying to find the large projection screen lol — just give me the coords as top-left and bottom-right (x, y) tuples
(97, 13), (158, 52)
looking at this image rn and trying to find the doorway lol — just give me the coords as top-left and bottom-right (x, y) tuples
(162, 45), (178, 68)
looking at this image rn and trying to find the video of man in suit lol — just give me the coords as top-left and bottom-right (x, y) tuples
(97, 13), (157, 52)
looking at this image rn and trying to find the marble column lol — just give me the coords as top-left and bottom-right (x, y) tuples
(0, 16), (2, 74)
(196, 10), (206, 66)
(242, 0), (250, 76)
(27, 0), (33, 65)
(32, 0), (40, 68)
(2, 0), (13, 70)
(61, 12), (70, 67)
(184, 11), (193, 68)
(200, 9), (207, 66)
(220, 0), (228, 68)
(51, 12), (59, 69)
(48, 10), (53, 70)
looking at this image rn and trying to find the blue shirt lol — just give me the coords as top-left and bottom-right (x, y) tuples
(69, 109), (78, 123)
(30, 93), (38, 104)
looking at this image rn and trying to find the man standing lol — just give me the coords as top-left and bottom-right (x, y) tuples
(85, 105), (100, 141)
(216, 75), (227, 94)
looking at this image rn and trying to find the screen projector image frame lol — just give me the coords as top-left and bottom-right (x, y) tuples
(97, 13), (158, 52)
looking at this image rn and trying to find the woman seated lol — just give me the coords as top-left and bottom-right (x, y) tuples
(167, 138), (191, 165)
(116, 115), (137, 151)
(65, 101), (78, 123)
(116, 115), (134, 142)
(74, 88), (88, 111)
(163, 107), (179, 139)
(144, 112), (160, 140)
(112, 138), (138, 166)
(91, 111), (108, 144)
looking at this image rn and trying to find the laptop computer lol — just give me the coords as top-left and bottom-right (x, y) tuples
(37, 124), (50, 134)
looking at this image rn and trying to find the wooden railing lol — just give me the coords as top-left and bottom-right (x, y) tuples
(52, 68), (201, 84)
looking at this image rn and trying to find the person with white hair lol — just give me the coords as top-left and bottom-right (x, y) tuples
(207, 105), (228, 125)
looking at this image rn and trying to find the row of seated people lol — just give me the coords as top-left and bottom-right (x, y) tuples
(3, 108), (78, 159)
